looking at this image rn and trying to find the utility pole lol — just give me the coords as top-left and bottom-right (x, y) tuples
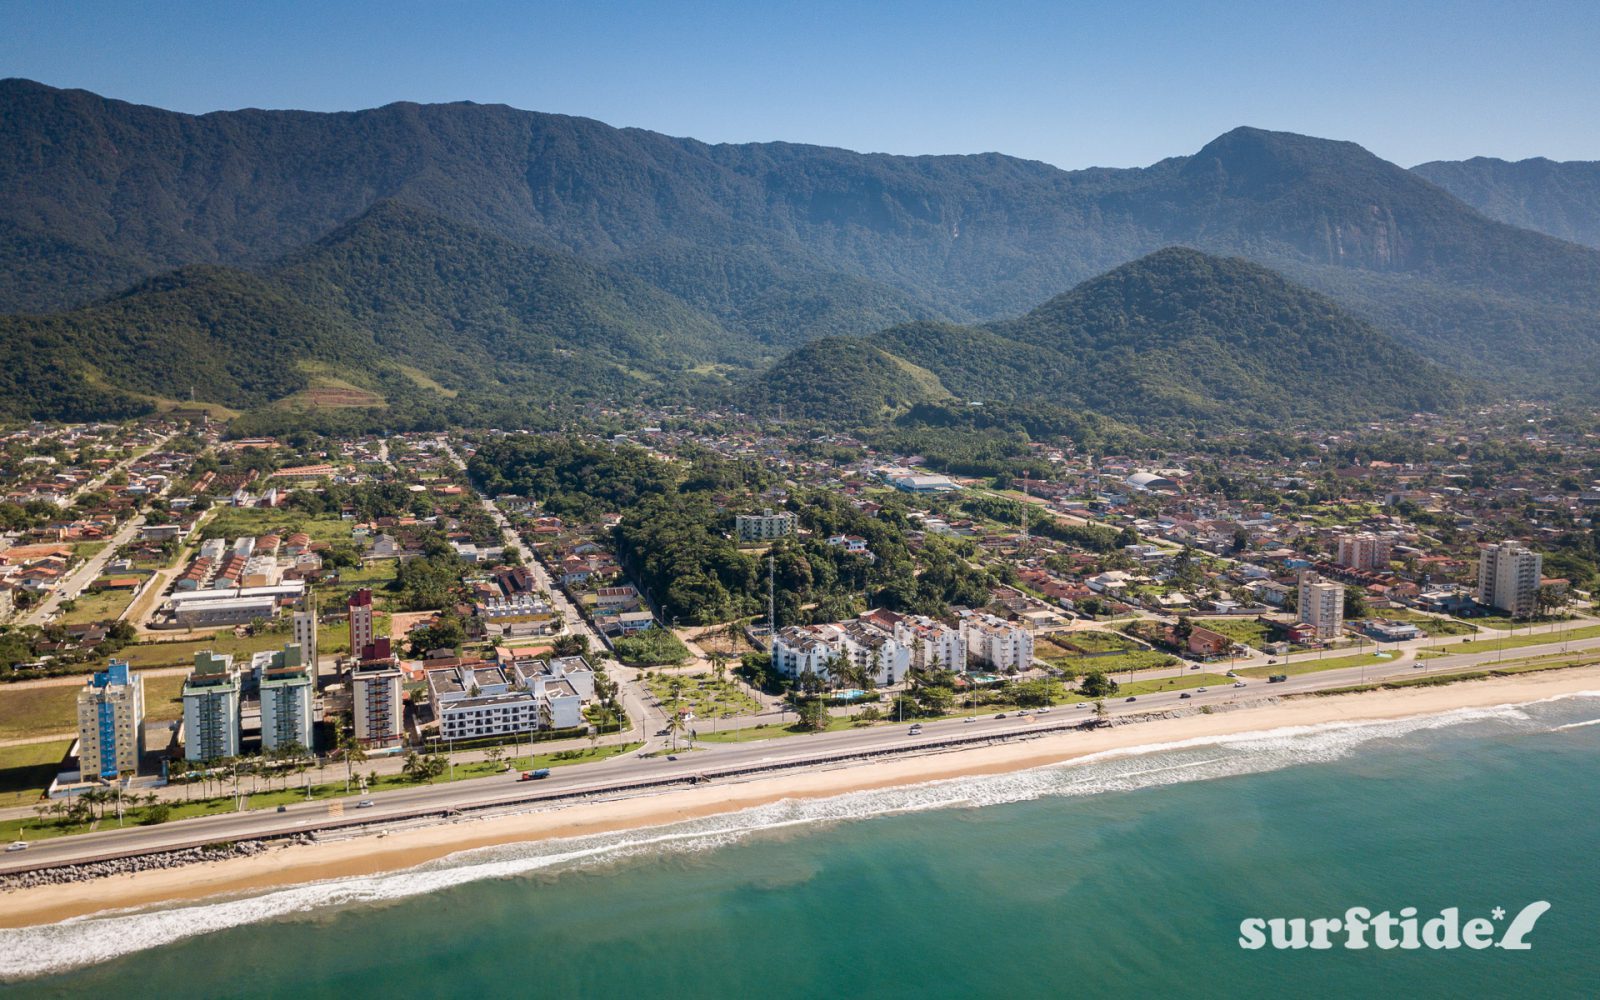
(768, 554), (777, 636)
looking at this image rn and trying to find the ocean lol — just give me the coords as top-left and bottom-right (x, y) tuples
(4, 692), (1598, 998)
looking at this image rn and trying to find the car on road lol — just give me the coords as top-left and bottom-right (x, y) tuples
(908, 725), (923, 735)
(666, 755), (678, 761)
(5, 842), (26, 852)
(1179, 692), (1192, 699)
(356, 799), (375, 809)
(995, 713), (1007, 719)
(1225, 671), (1238, 677)
(1125, 696), (1137, 702)
(276, 805), (288, 813)
(1233, 681), (1247, 688)
(1196, 687), (1208, 693)
(1190, 664), (1200, 670)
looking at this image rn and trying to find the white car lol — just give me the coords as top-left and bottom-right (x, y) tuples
(1233, 681), (1247, 688)
(5, 841), (27, 852)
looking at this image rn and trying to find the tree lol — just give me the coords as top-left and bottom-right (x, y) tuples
(1344, 586), (1370, 620)
(1535, 583), (1569, 617)
(1079, 669), (1119, 699)
(339, 725), (369, 793)
(795, 699), (829, 732)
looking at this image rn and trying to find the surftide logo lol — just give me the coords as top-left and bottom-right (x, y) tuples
(1238, 902), (1551, 951)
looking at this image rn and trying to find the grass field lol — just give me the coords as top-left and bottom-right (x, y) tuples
(1432, 623), (1600, 655)
(0, 740), (72, 808)
(0, 672), (188, 741)
(1237, 652), (1392, 679)
(1193, 618), (1271, 647)
(58, 585), (138, 626)
(1044, 630), (1137, 654)
(642, 673), (761, 720)
(1063, 671), (1235, 702)
(1047, 649), (1177, 675)
(696, 714), (866, 743)
(197, 507), (354, 545)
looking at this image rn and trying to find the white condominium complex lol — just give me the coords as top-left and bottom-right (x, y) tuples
(1297, 569), (1346, 640)
(1475, 541), (1543, 617)
(769, 618), (912, 685)
(960, 612), (1035, 671)
(77, 660), (145, 779)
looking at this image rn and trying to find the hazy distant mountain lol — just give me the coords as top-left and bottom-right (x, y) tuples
(1412, 156), (1600, 250)
(2, 78), (1599, 412)
(770, 248), (1465, 428)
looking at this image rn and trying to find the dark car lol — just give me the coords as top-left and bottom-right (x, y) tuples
(1125, 696), (1137, 702)
(1179, 692), (1192, 699)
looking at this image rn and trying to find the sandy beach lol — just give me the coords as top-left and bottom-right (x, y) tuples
(3, 666), (1596, 929)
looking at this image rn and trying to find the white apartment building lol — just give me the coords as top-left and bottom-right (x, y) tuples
(1476, 542), (1543, 617)
(258, 643), (315, 752)
(736, 509), (798, 542)
(1336, 533), (1393, 572)
(960, 613), (1035, 672)
(77, 660), (145, 780)
(1297, 569), (1346, 640)
(890, 614), (967, 672)
(768, 618), (911, 685)
(182, 651), (241, 762)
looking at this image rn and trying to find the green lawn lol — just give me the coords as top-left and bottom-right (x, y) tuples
(1048, 649), (1177, 675)
(0, 740), (72, 808)
(1431, 622), (1600, 655)
(643, 673), (761, 720)
(1193, 618), (1271, 647)
(1064, 671), (1235, 702)
(119, 631), (293, 669)
(1044, 630), (1137, 654)
(696, 714), (867, 743)
(199, 508), (354, 545)
(58, 585), (138, 626)
(0, 671), (188, 741)
(1237, 652), (1392, 679)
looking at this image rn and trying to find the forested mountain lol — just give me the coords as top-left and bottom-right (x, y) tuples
(4, 78), (1600, 396)
(1411, 156), (1600, 250)
(0, 202), (768, 419)
(770, 249), (1465, 429)
(752, 337), (950, 421)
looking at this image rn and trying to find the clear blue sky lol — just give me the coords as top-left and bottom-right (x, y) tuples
(4, 0), (1598, 168)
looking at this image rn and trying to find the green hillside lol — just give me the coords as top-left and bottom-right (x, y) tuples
(783, 249), (1466, 430)
(753, 336), (950, 422)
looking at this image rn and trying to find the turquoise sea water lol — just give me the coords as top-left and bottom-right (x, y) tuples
(5, 693), (1599, 998)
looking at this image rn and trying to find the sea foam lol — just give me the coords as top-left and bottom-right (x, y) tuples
(1, 694), (1593, 980)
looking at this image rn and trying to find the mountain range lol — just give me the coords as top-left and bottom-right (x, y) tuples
(1412, 157), (1600, 250)
(2, 78), (1600, 425)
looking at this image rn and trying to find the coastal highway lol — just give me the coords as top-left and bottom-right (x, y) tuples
(4, 634), (1587, 876)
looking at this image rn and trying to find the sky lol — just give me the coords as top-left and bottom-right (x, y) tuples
(4, 0), (1598, 169)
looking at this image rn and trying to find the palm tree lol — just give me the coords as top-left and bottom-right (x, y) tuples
(338, 723), (369, 793)
(663, 713), (683, 752)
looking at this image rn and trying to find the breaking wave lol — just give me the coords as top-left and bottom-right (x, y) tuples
(2, 693), (1594, 980)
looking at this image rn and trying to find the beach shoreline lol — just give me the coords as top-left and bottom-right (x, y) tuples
(3, 665), (1596, 930)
